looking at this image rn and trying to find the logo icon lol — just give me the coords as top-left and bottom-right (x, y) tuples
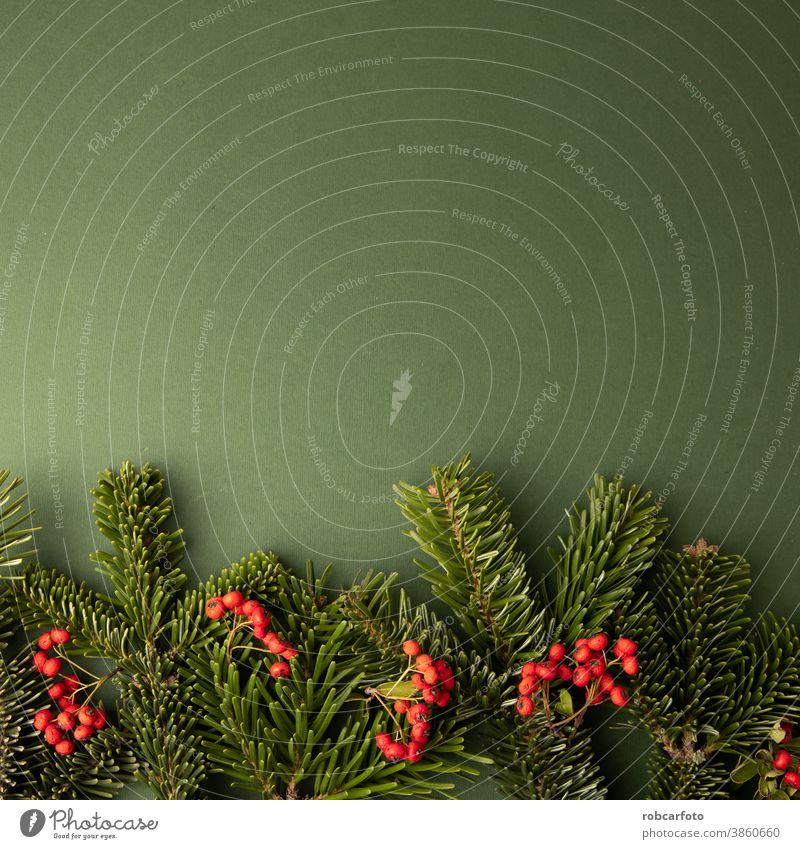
(389, 369), (413, 426)
(20, 810), (45, 837)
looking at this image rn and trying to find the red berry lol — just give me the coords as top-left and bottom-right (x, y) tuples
(773, 750), (792, 771)
(411, 722), (430, 742)
(421, 687), (437, 704)
(253, 624), (267, 639)
(521, 661), (537, 678)
(411, 672), (425, 689)
(435, 689), (451, 708)
(573, 666), (592, 688)
(92, 708), (107, 730)
(575, 637), (588, 647)
(48, 682), (67, 700)
(588, 690), (606, 705)
(402, 640), (421, 656)
(33, 709), (54, 731)
(250, 608), (270, 627)
(548, 643), (566, 662)
(375, 732), (392, 751)
(518, 676), (538, 696)
(281, 647), (299, 661)
(423, 667), (439, 685)
(44, 723), (63, 745)
(55, 739), (75, 756)
(406, 741), (424, 763)
(233, 604), (246, 616)
(33, 651), (48, 671)
(56, 711), (76, 731)
(783, 772), (800, 788)
(42, 657), (62, 678)
(37, 632), (54, 650)
(610, 686), (629, 707)
(588, 658), (606, 679)
(535, 661), (557, 682)
(242, 600), (260, 616)
(205, 597), (226, 620)
(587, 633), (608, 651)
(407, 704), (429, 724)
(613, 637), (637, 658)
(385, 742), (407, 761)
(599, 673), (615, 693)
(222, 590), (244, 610)
(77, 706), (98, 726)
(516, 696), (534, 716)
(574, 645), (592, 664)
(269, 661), (290, 678)
(557, 664), (573, 681)
(780, 722), (794, 743)
(415, 654), (434, 670)
(74, 724), (95, 741)
(50, 628), (70, 645)
(440, 671), (456, 692)
(394, 700), (410, 714)
(622, 656), (639, 676)
(62, 674), (80, 693)
(58, 696), (78, 713)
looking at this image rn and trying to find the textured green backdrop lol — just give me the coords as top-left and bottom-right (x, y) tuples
(2, 0), (799, 798)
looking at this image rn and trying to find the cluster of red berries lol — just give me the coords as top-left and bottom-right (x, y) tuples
(31, 628), (107, 756)
(374, 639), (456, 764)
(205, 590), (298, 678)
(773, 722), (799, 790)
(515, 633), (639, 718)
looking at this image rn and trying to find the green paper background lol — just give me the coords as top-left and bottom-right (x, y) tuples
(2, 0), (799, 798)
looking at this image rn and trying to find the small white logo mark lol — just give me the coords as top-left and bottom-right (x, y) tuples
(390, 369), (413, 426)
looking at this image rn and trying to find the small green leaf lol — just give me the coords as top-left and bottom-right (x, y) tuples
(374, 680), (418, 700)
(554, 688), (574, 717)
(730, 759), (759, 784)
(770, 727), (786, 744)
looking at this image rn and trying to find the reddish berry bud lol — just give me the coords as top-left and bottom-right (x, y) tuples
(402, 640), (421, 656)
(242, 600), (260, 616)
(42, 657), (62, 678)
(33, 709), (54, 731)
(269, 661), (290, 678)
(44, 723), (63, 745)
(573, 666), (592, 688)
(421, 686), (437, 704)
(407, 704), (429, 724)
(33, 651), (48, 671)
(516, 696), (534, 716)
(783, 771), (800, 788)
(574, 645), (592, 664)
(599, 673), (615, 693)
(588, 658), (606, 679)
(56, 711), (76, 731)
(423, 667), (439, 685)
(557, 664), (573, 681)
(415, 654), (434, 670)
(622, 656), (639, 676)
(521, 661), (537, 678)
(375, 732), (392, 751)
(587, 633), (608, 651)
(535, 661), (557, 682)
(411, 722), (430, 742)
(518, 676), (538, 696)
(406, 741), (424, 763)
(222, 590), (244, 610)
(548, 643), (566, 662)
(385, 742), (407, 761)
(205, 597), (226, 620)
(37, 632), (54, 651)
(610, 686), (629, 707)
(613, 637), (637, 658)
(55, 739), (75, 756)
(78, 706), (98, 726)
(74, 724), (95, 741)
(62, 674), (80, 693)
(426, 483), (438, 496)
(92, 708), (107, 730)
(773, 750), (792, 771)
(435, 689), (451, 708)
(394, 700), (410, 714)
(50, 628), (70, 645)
(48, 682), (67, 700)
